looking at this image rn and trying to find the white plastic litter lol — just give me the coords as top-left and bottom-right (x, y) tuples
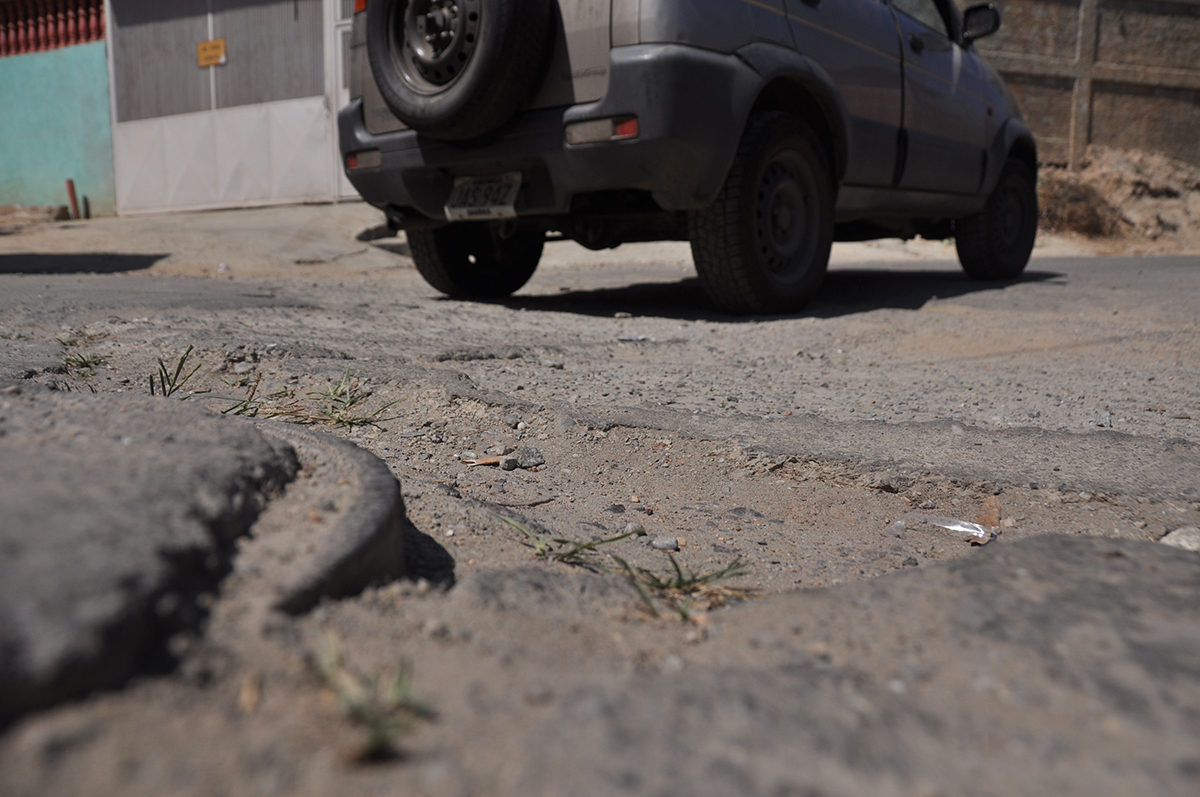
(911, 514), (995, 540)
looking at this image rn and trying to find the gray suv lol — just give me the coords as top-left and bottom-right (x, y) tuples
(340, 0), (1037, 313)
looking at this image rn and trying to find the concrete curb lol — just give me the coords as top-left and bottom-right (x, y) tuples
(255, 422), (407, 615)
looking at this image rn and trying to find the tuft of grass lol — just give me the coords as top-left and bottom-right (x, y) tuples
(56, 331), (107, 347)
(0, 333), (32, 341)
(149, 346), (201, 397)
(63, 352), (106, 373)
(309, 632), (435, 762)
(611, 554), (753, 620)
(204, 369), (398, 426)
(494, 513), (632, 572)
(309, 368), (400, 428)
(494, 513), (752, 618)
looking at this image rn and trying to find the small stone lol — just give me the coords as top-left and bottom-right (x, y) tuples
(232, 361), (255, 375)
(499, 455), (518, 471)
(614, 312), (632, 318)
(976, 495), (1001, 527)
(460, 450), (477, 462)
(422, 619), (450, 639)
(1, 385), (20, 395)
(1159, 527), (1200, 552)
(902, 556), (919, 567)
(541, 360), (565, 370)
(882, 520), (906, 538)
(504, 414), (521, 429)
(651, 537), (680, 551)
(524, 685), (554, 705)
(630, 495), (640, 503)
(1096, 411), (1113, 428)
(1000, 517), (1017, 528)
(624, 522), (647, 536)
(513, 446), (545, 468)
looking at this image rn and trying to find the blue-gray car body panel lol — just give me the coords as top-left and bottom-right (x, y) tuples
(341, 0), (1035, 230)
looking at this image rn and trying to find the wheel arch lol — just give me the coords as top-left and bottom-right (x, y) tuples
(982, 117), (1038, 196)
(735, 43), (849, 187)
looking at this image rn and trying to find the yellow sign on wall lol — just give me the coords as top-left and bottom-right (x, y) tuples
(197, 39), (227, 68)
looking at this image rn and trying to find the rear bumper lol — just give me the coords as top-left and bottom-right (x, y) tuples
(339, 43), (761, 221)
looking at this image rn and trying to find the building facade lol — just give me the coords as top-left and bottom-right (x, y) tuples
(1, 0), (357, 215)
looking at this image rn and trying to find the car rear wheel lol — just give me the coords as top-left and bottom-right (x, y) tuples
(956, 158), (1038, 280)
(407, 222), (544, 297)
(688, 112), (834, 314)
(366, 0), (552, 141)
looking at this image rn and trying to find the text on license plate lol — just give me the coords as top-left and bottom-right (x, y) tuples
(444, 172), (522, 221)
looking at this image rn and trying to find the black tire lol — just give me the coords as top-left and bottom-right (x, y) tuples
(407, 222), (544, 297)
(367, 0), (551, 141)
(688, 112), (834, 314)
(956, 158), (1038, 280)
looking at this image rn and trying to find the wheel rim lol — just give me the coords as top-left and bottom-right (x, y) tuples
(996, 183), (1027, 251)
(391, 0), (480, 92)
(754, 152), (819, 282)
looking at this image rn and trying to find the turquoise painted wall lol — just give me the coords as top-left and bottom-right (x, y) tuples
(0, 41), (115, 216)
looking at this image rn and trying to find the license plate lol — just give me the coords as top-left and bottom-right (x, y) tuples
(444, 172), (522, 221)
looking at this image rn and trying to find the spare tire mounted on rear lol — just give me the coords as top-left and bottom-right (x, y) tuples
(367, 0), (552, 141)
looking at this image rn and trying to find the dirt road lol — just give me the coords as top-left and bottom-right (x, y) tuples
(1, 204), (1198, 796)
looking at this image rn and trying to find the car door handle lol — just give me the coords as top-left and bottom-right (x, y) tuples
(909, 34), (925, 54)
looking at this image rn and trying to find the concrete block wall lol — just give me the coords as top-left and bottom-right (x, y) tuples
(971, 0), (1200, 168)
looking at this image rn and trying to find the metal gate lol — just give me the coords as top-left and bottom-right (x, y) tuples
(106, 0), (356, 213)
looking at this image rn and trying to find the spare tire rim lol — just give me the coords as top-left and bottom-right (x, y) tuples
(996, 184), (1025, 250)
(755, 153), (818, 281)
(393, 0), (480, 91)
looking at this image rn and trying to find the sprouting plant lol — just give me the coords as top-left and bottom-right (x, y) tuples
(216, 372), (264, 416)
(63, 352), (106, 372)
(56, 331), (106, 347)
(612, 554), (753, 620)
(309, 632), (435, 761)
(309, 368), (401, 428)
(494, 513), (631, 571)
(149, 345), (201, 397)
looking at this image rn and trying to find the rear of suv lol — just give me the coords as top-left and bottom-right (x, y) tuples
(340, 0), (1038, 314)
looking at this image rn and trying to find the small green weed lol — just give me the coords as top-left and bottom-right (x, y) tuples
(494, 513), (632, 571)
(149, 346), (201, 397)
(612, 554), (753, 620)
(309, 632), (435, 762)
(309, 368), (400, 428)
(0, 333), (31, 341)
(56, 331), (106, 347)
(63, 352), (106, 373)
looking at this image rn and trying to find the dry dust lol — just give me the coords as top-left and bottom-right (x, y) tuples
(1039, 146), (1200, 254)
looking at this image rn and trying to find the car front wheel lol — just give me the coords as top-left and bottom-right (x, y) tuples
(956, 158), (1038, 280)
(688, 112), (834, 314)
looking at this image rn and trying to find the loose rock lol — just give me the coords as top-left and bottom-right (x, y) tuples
(651, 537), (680, 551)
(1159, 526), (1200, 552)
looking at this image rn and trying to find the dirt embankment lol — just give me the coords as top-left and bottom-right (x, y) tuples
(1039, 146), (1200, 253)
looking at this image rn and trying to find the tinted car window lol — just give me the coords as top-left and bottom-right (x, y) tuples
(892, 0), (949, 37)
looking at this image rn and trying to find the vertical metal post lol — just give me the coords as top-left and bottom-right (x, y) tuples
(1068, 0), (1099, 170)
(207, 0), (216, 112)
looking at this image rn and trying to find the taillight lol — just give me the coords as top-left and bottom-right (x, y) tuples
(354, 0), (367, 12)
(564, 117), (639, 145)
